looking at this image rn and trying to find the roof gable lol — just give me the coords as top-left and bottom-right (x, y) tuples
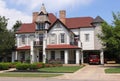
(48, 19), (70, 33)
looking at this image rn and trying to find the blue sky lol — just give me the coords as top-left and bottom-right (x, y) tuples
(0, 0), (120, 29)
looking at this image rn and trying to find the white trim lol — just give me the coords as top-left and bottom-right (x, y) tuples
(76, 50), (80, 64)
(64, 50), (68, 64)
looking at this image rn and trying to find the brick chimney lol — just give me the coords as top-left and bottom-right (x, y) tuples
(59, 10), (66, 24)
(32, 12), (38, 23)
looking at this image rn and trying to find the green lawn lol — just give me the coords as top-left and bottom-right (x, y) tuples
(0, 73), (62, 77)
(105, 68), (120, 73)
(38, 65), (84, 73)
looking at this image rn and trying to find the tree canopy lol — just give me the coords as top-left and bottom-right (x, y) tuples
(98, 12), (120, 60)
(0, 16), (15, 62)
(12, 20), (22, 32)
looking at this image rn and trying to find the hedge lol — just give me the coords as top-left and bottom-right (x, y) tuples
(0, 63), (9, 70)
(16, 63), (30, 70)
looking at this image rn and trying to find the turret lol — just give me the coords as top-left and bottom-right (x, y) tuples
(35, 4), (50, 31)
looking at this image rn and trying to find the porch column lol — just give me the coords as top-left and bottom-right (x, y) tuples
(15, 51), (18, 61)
(30, 41), (34, 63)
(100, 49), (104, 65)
(76, 50), (80, 64)
(12, 52), (15, 62)
(64, 50), (68, 64)
(43, 38), (46, 63)
(36, 49), (39, 62)
(81, 50), (84, 64)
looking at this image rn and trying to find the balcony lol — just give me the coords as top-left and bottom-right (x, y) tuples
(70, 42), (78, 46)
(34, 41), (43, 46)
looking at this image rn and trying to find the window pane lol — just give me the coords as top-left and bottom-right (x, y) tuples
(50, 34), (56, 44)
(60, 51), (64, 60)
(61, 33), (65, 43)
(85, 34), (89, 41)
(51, 51), (55, 60)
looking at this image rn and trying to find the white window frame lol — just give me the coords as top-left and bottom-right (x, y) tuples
(85, 34), (90, 42)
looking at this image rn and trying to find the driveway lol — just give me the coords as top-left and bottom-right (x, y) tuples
(55, 65), (120, 81)
(0, 65), (120, 81)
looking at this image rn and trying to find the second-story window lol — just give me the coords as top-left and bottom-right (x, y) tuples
(60, 33), (65, 43)
(85, 34), (90, 42)
(37, 23), (45, 30)
(50, 33), (56, 44)
(21, 35), (25, 44)
(39, 34), (43, 41)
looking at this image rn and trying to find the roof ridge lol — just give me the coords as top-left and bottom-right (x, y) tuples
(66, 16), (93, 19)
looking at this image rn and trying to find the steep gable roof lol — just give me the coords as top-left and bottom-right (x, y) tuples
(66, 17), (94, 29)
(48, 19), (70, 32)
(92, 16), (104, 23)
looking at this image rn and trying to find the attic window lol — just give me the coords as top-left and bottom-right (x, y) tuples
(37, 23), (45, 30)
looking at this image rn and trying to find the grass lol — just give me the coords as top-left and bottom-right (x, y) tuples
(38, 65), (84, 73)
(0, 73), (62, 77)
(105, 68), (120, 73)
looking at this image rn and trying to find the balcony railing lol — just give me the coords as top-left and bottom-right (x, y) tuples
(70, 42), (78, 46)
(34, 41), (43, 46)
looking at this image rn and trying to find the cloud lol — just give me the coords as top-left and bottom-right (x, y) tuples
(0, 0), (94, 29)
(0, 0), (31, 29)
(9, 0), (94, 11)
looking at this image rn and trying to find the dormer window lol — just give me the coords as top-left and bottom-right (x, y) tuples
(37, 23), (45, 30)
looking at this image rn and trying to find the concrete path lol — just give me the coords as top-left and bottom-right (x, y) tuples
(0, 68), (16, 73)
(55, 65), (120, 81)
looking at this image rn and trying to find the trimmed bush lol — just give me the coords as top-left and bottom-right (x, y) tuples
(0, 63), (9, 70)
(29, 64), (38, 70)
(16, 63), (30, 70)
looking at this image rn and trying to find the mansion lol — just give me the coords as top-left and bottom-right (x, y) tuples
(12, 4), (104, 65)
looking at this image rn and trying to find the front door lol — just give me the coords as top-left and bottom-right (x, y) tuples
(39, 51), (43, 62)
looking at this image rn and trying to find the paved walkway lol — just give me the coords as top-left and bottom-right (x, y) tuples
(0, 68), (16, 73)
(55, 65), (120, 81)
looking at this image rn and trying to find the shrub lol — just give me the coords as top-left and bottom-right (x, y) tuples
(34, 62), (45, 68)
(44, 64), (53, 67)
(0, 63), (9, 70)
(49, 60), (63, 67)
(29, 64), (38, 70)
(16, 63), (30, 70)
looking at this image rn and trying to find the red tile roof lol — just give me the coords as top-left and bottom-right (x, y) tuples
(46, 44), (81, 50)
(16, 13), (57, 34)
(48, 13), (57, 25)
(16, 46), (30, 50)
(66, 17), (94, 29)
(16, 23), (35, 34)
(16, 13), (94, 33)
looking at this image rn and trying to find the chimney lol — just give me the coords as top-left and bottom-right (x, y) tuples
(59, 10), (66, 24)
(32, 12), (38, 23)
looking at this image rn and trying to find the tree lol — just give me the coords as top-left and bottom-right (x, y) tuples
(98, 12), (120, 62)
(0, 16), (15, 62)
(12, 20), (22, 32)
(0, 16), (8, 31)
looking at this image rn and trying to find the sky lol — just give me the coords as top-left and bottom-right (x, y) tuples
(0, 0), (120, 29)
